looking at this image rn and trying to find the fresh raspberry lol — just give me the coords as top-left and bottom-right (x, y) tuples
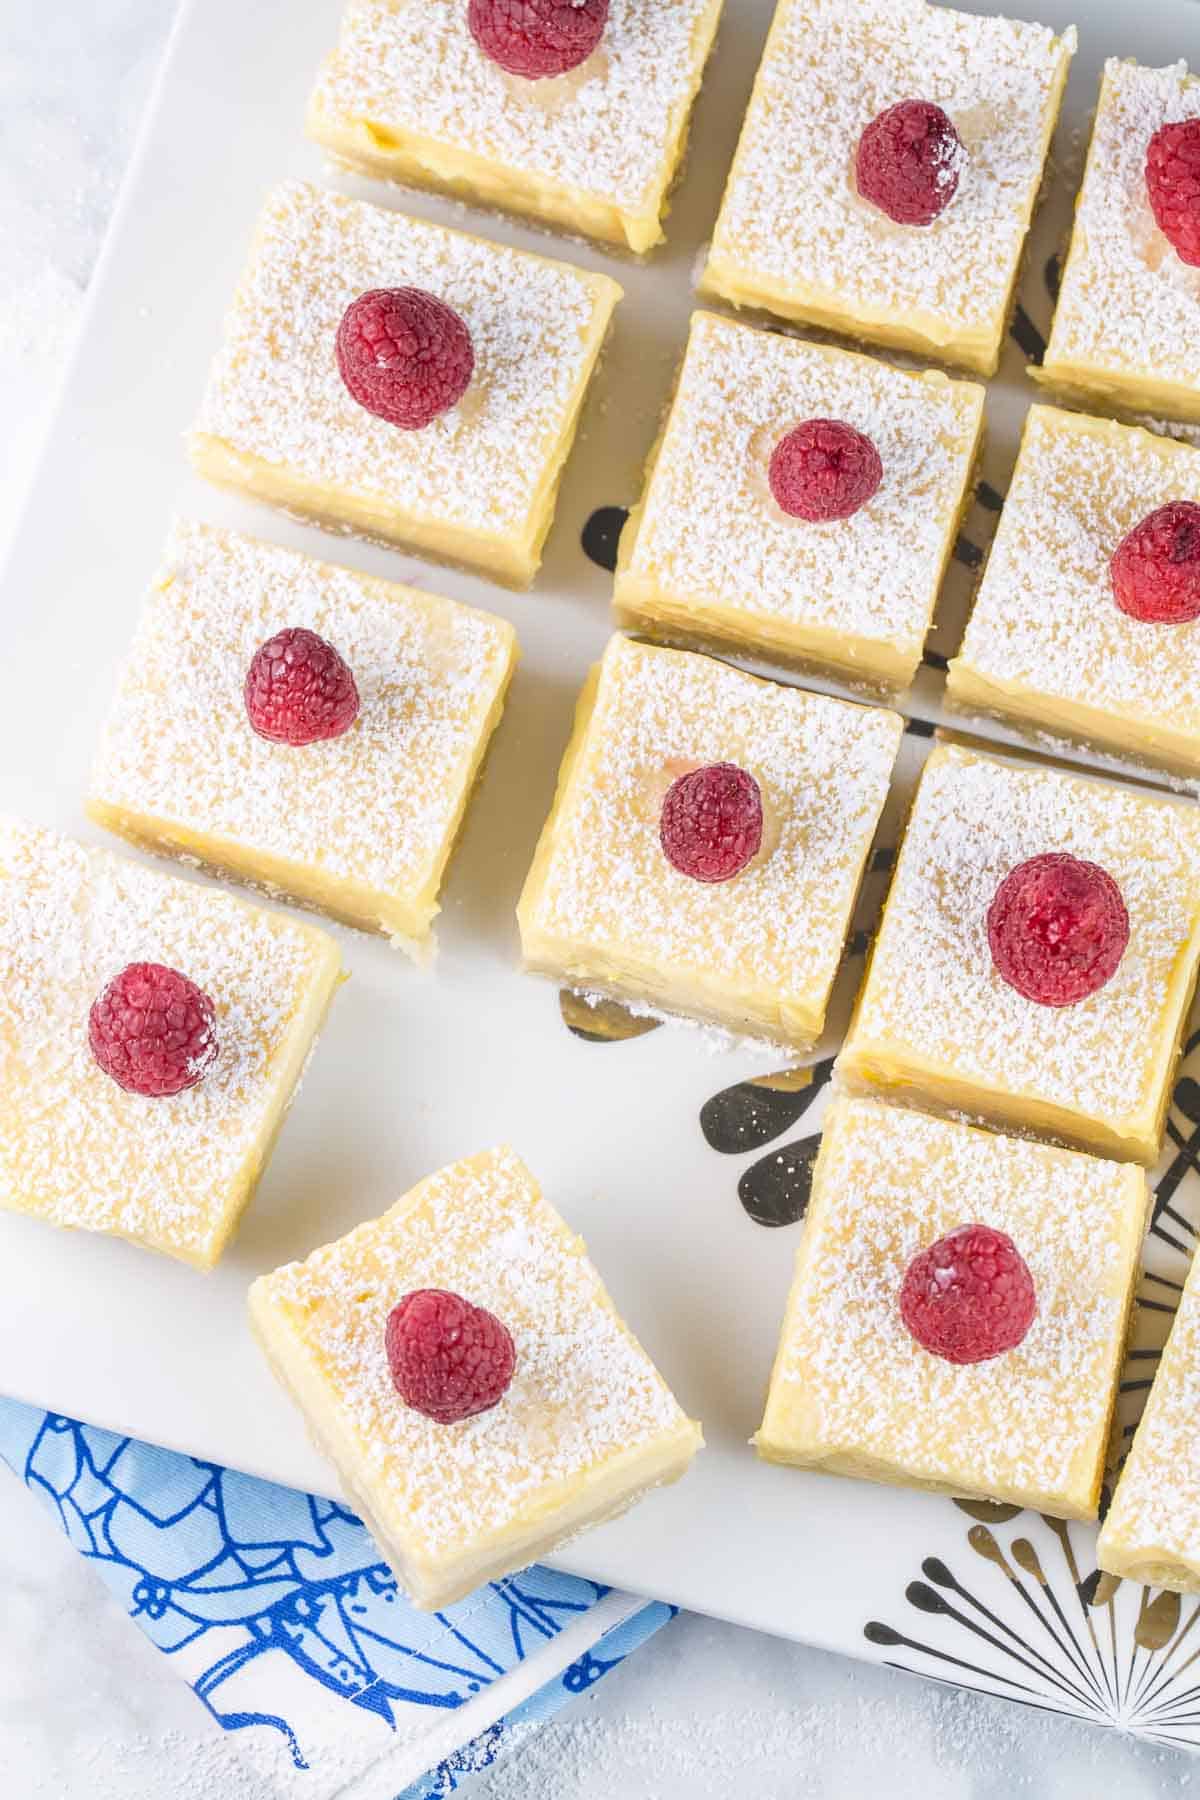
(468, 0), (609, 79)
(900, 1224), (1036, 1365)
(385, 1290), (516, 1425)
(855, 99), (965, 226)
(987, 853), (1130, 1008)
(1110, 501), (1200, 624)
(768, 419), (883, 522)
(1145, 118), (1200, 268)
(660, 763), (763, 883)
(336, 288), (474, 430)
(89, 962), (219, 1098)
(244, 628), (360, 746)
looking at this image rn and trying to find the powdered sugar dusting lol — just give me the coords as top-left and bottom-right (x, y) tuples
(193, 181), (618, 537)
(311, 0), (718, 216)
(0, 817), (340, 1263)
(764, 1095), (1142, 1504)
(952, 407), (1200, 746)
(619, 312), (982, 672)
(1044, 59), (1200, 398)
(89, 519), (516, 942)
(253, 1146), (696, 1559)
(847, 745), (1200, 1127)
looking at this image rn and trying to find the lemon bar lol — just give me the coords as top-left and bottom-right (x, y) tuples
(947, 406), (1200, 777)
(701, 0), (1073, 376)
(757, 1095), (1147, 1518)
(518, 634), (903, 1049)
(0, 817), (342, 1269)
(614, 312), (984, 689)
(1038, 59), (1200, 424)
(87, 520), (517, 960)
(1099, 1252), (1200, 1591)
(840, 744), (1200, 1164)
(307, 0), (724, 254)
(249, 1145), (702, 1609)
(190, 182), (621, 587)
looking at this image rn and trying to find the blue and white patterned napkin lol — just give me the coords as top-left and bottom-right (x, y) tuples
(0, 1398), (671, 1798)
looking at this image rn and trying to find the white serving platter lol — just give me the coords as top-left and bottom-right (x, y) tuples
(5, 0), (1200, 1745)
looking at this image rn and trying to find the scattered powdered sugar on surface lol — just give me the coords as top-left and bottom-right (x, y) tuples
(955, 408), (1200, 735)
(1104, 1256), (1200, 1566)
(624, 313), (982, 655)
(850, 746), (1200, 1122)
(195, 181), (615, 535)
(528, 636), (902, 1009)
(1047, 59), (1200, 389)
(771, 1097), (1138, 1499)
(0, 817), (335, 1260)
(256, 1146), (692, 1557)
(90, 519), (515, 911)
(311, 0), (716, 214)
(709, 0), (1072, 323)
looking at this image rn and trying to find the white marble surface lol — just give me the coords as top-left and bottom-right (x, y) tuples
(2, 3), (1200, 1796)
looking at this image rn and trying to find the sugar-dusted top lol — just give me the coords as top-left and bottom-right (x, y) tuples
(194, 182), (620, 535)
(849, 745), (1200, 1124)
(708, 0), (1072, 327)
(1046, 60), (1200, 389)
(0, 817), (337, 1261)
(253, 1146), (695, 1557)
(622, 312), (983, 658)
(311, 0), (718, 215)
(954, 407), (1200, 737)
(526, 635), (903, 1010)
(90, 520), (516, 920)
(764, 1095), (1144, 1501)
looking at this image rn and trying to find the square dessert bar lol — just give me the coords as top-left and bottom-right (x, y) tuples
(701, 0), (1073, 375)
(840, 744), (1200, 1165)
(1038, 59), (1200, 424)
(947, 407), (1200, 778)
(518, 634), (903, 1049)
(614, 312), (984, 689)
(0, 817), (343, 1269)
(307, 0), (724, 254)
(757, 1095), (1147, 1518)
(88, 520), (518, 960)
(249, 1146), (702, 1608)
(190, 181), (621, 587)
(1099, 1252), (1200, 1592)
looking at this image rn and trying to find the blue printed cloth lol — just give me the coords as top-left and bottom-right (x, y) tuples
(0, 1398), (671, 1798)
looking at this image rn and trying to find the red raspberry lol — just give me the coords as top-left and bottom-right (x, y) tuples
(1145, 118), (1200, 268)
(900, 1224), (1036, 1365)
(1110, 501), (1200, 625)
(468, 0), (609, 79)
(336, 288), (474, 430)
(660, 763), (763, 884)
(244, 628), (360, 747)
(987, 853), (1129, 1008)
(89, 962), (219, 1098)
(856, 99), (965, 226)
(385, 1290), (516, 1425)
(768, 419), (883, 523)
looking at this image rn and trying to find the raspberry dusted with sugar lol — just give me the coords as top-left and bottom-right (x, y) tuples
(386, 1289), (516, 1425)
(89, 962), (219, 1098)
(1110, 501), (1200, 625)
(660, 762), (764, 884)
(245, 628), (360, 747)
(768, 420), (883, 523)
(1145, 118), (1200, 268)
(336, 288), (474, 430)
(900, 1224), (1036, 1365)
(987, 853), (1130, 1008)
(468, 0), (609, 80)
(856, 99), (965, 227)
